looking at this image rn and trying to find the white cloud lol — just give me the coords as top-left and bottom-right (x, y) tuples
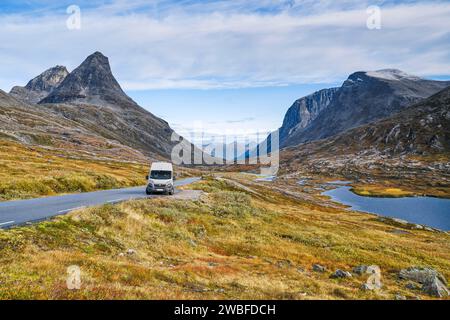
(0, 1), (449, 91)
(170, 119), (270, 143)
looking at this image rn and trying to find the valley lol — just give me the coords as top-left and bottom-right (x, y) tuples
(0, 52), (449, 300)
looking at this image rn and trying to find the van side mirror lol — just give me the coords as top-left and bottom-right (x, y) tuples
(146, 175), (149, 180)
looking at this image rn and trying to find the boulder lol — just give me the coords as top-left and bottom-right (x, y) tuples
(399, 267), (449, 298)
(399, 267), (447, 285)
(353, 265), (369, 275)
(312, 264), (326, 273)
(422, 277), (449, 298)
(330, 269), (352, 279)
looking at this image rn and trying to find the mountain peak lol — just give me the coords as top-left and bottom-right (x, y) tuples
(9, 65), (69, 104)
(40, 52), (129, 105)
(91, 51), (107, 57)
(83, 51), (110, 67)
(25, 65), (69, 90)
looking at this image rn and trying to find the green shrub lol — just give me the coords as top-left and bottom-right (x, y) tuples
(93, 174), (121, 189)
(54, 175), (96, 193)
(192, 178), (241, 193)
(210, 191), (256, 217)
(90, 204), (126, 226)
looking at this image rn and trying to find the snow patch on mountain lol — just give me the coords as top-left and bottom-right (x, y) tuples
(366, 69), (422, 81)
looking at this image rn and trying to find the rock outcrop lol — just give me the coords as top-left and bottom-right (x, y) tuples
(399, 267), (449, 298)
(278, 88), (339, 146)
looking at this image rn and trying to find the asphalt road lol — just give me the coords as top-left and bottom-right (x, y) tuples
(0, 177), (201, 229)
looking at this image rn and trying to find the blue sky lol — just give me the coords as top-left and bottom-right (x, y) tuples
(128, 83), (337, 138)
(1, 0), (450, 137)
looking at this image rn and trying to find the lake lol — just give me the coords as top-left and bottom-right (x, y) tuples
(323, 186), (450, 230)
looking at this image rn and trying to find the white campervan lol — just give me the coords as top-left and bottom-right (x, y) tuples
(146, 162), (175, 195)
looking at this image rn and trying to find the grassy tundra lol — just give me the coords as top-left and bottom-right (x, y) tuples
(0, 140), (149, 201)
(0, 175), (448, 300)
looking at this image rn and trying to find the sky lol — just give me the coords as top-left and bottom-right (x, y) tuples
(1, 0), (450, 141)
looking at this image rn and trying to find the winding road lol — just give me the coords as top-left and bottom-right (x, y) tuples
(0, 177), (201, 229)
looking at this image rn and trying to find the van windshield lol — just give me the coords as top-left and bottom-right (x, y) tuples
(150, 170), (172, 180)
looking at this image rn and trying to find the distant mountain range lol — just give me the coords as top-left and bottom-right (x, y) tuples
(4, 57), (450, 168)
(8, 52), (198, 160)
(202, 141), (257, 161)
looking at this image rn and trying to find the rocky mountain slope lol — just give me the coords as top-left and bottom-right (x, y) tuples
(281, 86), (450, 183)
(279, 88), (339, 146)
(243, 88), (338, 158)
(32, 52), (195, 160)
(9, 66), (69, 104)
(328, 86), (450, 156)
(282, 69), (450, 148)
(0, 89), (146, 162)
(41, 52), (129, 106)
